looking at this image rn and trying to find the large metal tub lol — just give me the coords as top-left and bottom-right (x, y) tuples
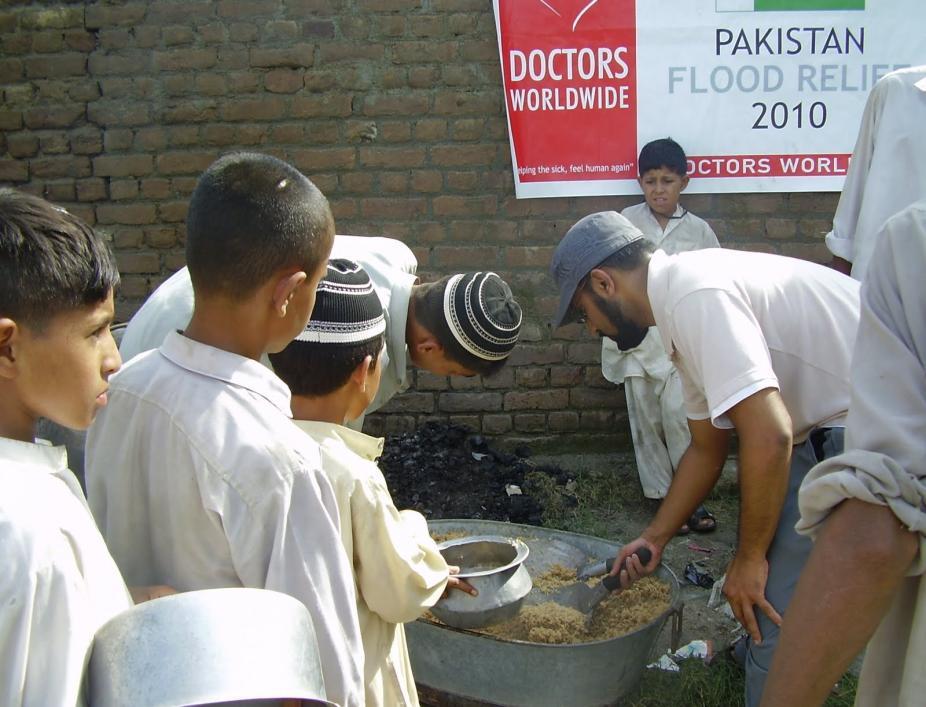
(408, 520), (681, 707)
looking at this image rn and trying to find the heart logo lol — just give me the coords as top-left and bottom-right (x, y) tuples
(537, 0), (601, 32)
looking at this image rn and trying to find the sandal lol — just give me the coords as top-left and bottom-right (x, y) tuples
(688, 505), (717, 533)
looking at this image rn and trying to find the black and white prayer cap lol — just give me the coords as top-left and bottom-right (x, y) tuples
(443, 271), (522, 361)
(294, 259), (385, 345)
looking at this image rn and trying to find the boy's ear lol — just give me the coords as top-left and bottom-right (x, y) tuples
(350, 355), (373, 391)
(272, 270), (308, 318)
(0, 318), (19, 379)
(680, 175), (690, 191)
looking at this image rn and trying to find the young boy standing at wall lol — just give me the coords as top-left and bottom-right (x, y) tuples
(601, 137), (721, 532)
(269, 258), (476, 707)
(0, 189), (133, 706)
(85, 153), (364, 707)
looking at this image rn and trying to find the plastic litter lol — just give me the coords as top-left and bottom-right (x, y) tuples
(646, 639), (714, 672)
(684, 561), (715, 589)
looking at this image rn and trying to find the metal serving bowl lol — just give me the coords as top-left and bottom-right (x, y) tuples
(430, 535), (532, 630)
(88, 587), (335, 707)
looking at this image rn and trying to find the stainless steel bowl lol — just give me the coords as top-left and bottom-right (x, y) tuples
(430, 535), (532, 629)
(88, 587), (335, 707)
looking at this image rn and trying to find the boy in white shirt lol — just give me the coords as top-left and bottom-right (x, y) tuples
(269, 259), (478, 707)
(0, 189), (133, 706)
(85, 153), (365, 707)
(602, 138), (720, 532)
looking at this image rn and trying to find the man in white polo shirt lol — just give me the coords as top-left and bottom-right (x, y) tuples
(550, 211), (860, 707)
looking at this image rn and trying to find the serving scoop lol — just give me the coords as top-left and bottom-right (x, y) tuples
(554, 548), (653, 617)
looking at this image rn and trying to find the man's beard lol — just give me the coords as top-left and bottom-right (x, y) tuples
(592, 292), (649, 351)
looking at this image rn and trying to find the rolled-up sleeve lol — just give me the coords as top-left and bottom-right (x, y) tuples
(798, 204), (926, 575)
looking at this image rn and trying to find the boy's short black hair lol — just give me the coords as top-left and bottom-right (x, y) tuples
(638, 137), (687, 177)
(186, 152), (334, 299)
(0, 188), (119, 330)
(270, 335), (384, 397)
(411, 273), (521, 377)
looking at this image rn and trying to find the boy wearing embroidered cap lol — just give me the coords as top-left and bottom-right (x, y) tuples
(117, 237), (523, 429)
(550, 210), (859, 707)
(269, 259), (476, 707)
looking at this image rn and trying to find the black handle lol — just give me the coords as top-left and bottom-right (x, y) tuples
(601, 547), (654, 591)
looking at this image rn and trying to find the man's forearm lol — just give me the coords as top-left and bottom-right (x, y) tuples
(736, 433), (791, 560)
(645, 425), (728, 546)
(761, 499), (918, 707)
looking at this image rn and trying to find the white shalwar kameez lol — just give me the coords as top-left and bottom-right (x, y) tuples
(824, 65), (926, 280)
(0, 438), (132, 707)
(295, 420), (450, 707)
(86, 332), (365, 707)
(799, 201), (926, 707)
(601, 203), (719, 497)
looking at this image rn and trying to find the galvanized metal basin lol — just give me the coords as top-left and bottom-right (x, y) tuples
(431, 535), (532, 629)
(89, 587), (335, 707)
(408, 519), (681, 707)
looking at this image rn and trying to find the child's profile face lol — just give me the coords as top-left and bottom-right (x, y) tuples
(14, 289), (121, 431)
(638, 167), (689, 220)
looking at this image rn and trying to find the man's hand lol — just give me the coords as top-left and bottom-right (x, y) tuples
(722, 554), (781, 644)
(129, 584), (177, 604)
(612, 537), (662, 589)
(443, 565), (477, 597)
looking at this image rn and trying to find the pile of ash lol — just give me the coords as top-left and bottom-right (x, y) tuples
(378, 421), (575, 524)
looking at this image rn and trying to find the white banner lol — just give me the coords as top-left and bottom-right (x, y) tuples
(493, 0), (926, 197)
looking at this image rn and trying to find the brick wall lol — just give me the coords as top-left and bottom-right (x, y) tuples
(0, 1), (839, 451)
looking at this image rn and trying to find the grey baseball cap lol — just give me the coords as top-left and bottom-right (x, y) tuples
(550, 211), (645, 328)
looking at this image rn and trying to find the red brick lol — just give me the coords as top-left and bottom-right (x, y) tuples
(24, 54), (86, 79)
(70, 128), (103, 155)
(32, 31), (64, 53)
(31, 156), (91, 179)
(302, 20), (336, 38)
(199, 22), (227, 44)
(76, 178), (107, 202)
(459, 39), (498, 62)
(513, 413), (545, 433)
(144, 227), (180, 249)
(432, 195), (496, 217)
(570, 388), (621, 409)
(413, 119), (447, 141)
(505, 245), (555, 268)
(85, 4), (147, 29)
(162, 101), (218, 124)
(97, 203), (157, 225)
(0, 58), (23, 83)
(378, 173), (410, 193)
(358, 146), (426, 169)
(379, 392), (435, 414)
(21, 7), (83, 30)
(265, 69), (304, 93)
(43, 180), (76, 202)
(40, 133), (70, 155)
(147, 0), (215, 22)
(250, 45), (314, 68)
(87, 101), (151, 126)
(482, 414), (513, 434)
(548, 411), (580, 432)
(156, 151), (217, 175)
(550, 365), (582, 387)
(93, 154), (154, 178)
(291, 94), (353, 118)
(431, 245), (499, 268)
(515, 367), (548, 388)
(162, 25), (195, 46)
(408, 15), (444, 38)
(317, 42), (384, 63)
(392, 41), (457, 64)
(134, 127), (168, 151)
(411, 170), (442, 193)
(361, 197), (426, 219)
(362, 93), (429, 117)
(140, 178), (171, 199)
(220, 96), (286, 121)
(340, 172), (374, 193)
(116, 251), (161, 274)
(155, 49), (217, 71)
(290, 147), (356, 171)
(0, 109), (22, 131)
(508, 344), (563, 366)
(433, 90), (502, 116)
(158, 200), (189, 223)
(504, 389), (568, 411)
(438, 392), (502, 413)
(229, 22), (259, 42)
(109, 179), (139, 200)
(6, 133), (38, 159)
(218, 0), (280, 17)
(23, 105), (83, 130)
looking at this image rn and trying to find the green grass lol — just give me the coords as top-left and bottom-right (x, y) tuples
(624, 656), (858, 706)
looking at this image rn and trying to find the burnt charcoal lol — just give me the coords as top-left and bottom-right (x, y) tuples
(378, 421), (572, 523)
(514, 445), (532, 459)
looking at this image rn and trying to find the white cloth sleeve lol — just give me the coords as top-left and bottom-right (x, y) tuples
(798, 206), (926, 575)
